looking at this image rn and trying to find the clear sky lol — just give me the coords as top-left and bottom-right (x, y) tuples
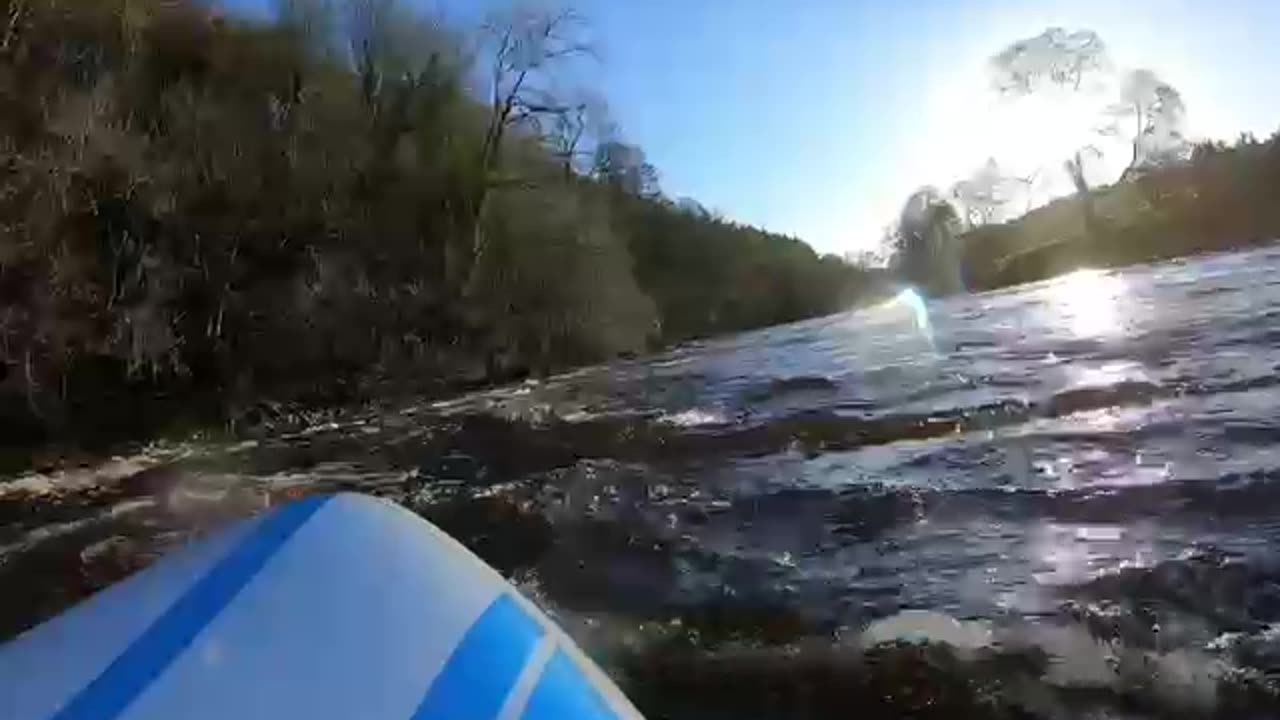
(220, 0), (1280, 255)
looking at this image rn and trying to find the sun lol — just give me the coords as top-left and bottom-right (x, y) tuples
(985, 92), (1113, 180)
(915, 62), (1126, 212)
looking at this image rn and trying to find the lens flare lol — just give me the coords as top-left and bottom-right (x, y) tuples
(877, 286), (935, 349)
(893, 287), (932, 335)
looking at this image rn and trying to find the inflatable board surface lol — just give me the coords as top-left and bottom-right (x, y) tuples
(0, 493), (643, 720)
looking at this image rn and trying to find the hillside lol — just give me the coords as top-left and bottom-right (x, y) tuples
(0, 0), (879, 450)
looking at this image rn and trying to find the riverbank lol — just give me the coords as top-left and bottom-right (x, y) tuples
(960, 134), (1280, 290)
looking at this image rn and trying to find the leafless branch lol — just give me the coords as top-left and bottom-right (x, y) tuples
(2, 0), (27, 53)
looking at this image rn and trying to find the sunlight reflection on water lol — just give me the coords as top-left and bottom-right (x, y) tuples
(1041, 268), (1129, 338)
(1030, 521), (1157, 588)
(1065, 360), (1149, 389)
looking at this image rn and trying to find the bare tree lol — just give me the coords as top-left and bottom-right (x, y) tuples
(1006, 169), (1041, 213)
(987, 26), (1116, 236)
(593, 140), (660, 197)
(476, 7), (592, 179)
(1103, 68), (1188, 178)
(2, 0), (29, 54)
(1063, 145), (1102, 196)
(992, 28), (1189, 187)
(988, 27), (1156, 240)
(892, 187), (964, 295)
(990, 27), (1110, 95)
(544, 89), (609, 179)
(951, 158), (1009, 228)
(989, 27), (1116, 191)
(460, 6), (595, 289)
(1062, 145), (1106, 239)
(345, 0), (443, 105)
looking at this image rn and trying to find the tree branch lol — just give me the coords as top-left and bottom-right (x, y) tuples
(2, 0), (26, 53)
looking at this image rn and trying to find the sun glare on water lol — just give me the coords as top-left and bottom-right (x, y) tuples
(1041, 268), (1129, 338)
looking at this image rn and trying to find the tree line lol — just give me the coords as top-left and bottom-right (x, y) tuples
(0, 0), (880, 449)
(961, 131), (1280, 291)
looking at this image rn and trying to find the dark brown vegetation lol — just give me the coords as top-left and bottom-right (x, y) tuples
(0, 0), (880, 452)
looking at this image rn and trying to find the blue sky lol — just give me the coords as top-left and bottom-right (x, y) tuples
(220, 0), (1280, 255)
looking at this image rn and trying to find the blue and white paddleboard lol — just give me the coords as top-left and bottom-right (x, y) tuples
(0, 493), (643, 720)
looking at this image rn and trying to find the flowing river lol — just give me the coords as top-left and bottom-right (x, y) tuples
(7, 247), (1280, 717)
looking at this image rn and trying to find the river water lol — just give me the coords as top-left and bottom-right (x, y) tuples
(7, 247), (1280, 717)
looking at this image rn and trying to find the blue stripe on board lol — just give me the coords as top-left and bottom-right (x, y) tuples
(412, 594), (544, 720)
(521, 650), (619, 720)
(51, 496), (330, 720)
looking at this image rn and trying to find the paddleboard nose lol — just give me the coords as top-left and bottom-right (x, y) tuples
(0, 493), (644, 720)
